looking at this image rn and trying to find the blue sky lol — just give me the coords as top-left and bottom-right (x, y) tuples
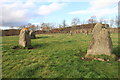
(33, 2), (90, 25)
(0, 0), (119, 29)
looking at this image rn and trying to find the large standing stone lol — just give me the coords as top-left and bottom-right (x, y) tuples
(19, 28), (31, 47)
(29, 30), (36, 39)
(85, 23), (113, 57)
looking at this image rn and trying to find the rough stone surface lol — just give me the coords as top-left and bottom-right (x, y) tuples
(29, 30), (36, 39)
(19, 28), (31, 47)
(85, 23), (113, 57)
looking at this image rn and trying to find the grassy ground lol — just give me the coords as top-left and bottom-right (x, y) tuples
(1, 33), (119, 78)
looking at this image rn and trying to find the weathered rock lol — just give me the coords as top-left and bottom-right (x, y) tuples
(94, 58), (105, 61)
(29, 30), (36, 39)
(85, 23), (113, 57)
(117, 59), (120, 62)
(19, 28), (31, 47)
(70, 31), (73, 36)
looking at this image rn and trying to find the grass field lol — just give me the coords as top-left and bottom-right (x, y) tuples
(1, 33), (119, 78)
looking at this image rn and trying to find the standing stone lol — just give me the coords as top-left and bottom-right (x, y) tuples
(70, 31), (73, 36)
(85, 23), (113, 57)
(29, 30), (36, 39)
(19, 28), (31, 47)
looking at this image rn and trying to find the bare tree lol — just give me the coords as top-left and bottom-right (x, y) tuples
(40, 23), (53, 31)
(36, 25), (40, 30)
(103, 19), (108, 24)
(29, 25), (37, 31)
(115, 16), (120, 27)
(82, 20), (85, 25)
(71, 17), (80, 28)
(118, 16), (120, 27)
(19, 25), (26, 29)
(88, 16), (97, 24)
(48, 23), (55, 30)
(27, 23), (32, 27)
(59, 24), (62, 28)
(109, 19), (114, 27)
(99, 18), (104, 24)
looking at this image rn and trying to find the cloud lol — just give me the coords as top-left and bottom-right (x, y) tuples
(2, 7), (29, 26)
(22, 0), (35, 8)
(0, 0), (36, 26)
(68, 0), (119, 18)
(36, 0), (93, 2)
(1, 0), (119, 27)
(37, 3), (65, 15)
(89, 0), (118, 10)
(68, 10), (87, 15)
(0, 0), (94, 3)
(69, 7), (118, 17)
(0, 1), (66, 26)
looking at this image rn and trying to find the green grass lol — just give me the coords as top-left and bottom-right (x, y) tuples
(1, 33), (119, 78)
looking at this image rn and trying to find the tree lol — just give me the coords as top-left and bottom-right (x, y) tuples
(103, 19), (108, 24)
(29, 25), (37, 31)
(82, 20), (85, 25)
(118, 16), (120, 27)
(27, 23), (32, 27)
(109, 19), (114, 27)
(59, 24), (62, 28)
(19, 25), (26, 29)
(71, 17), (80, 27)
(36, 25), (40, 30)
(99, 18), (104, 24)
(49, 23), (55, 30)
(88, 16), (97, 24)
(40, 23), (53, 31)
(62, 20), (66, 28)
(115, 16), (120, 27)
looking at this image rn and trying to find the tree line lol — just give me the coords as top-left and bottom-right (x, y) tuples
(10, 16), (120, 31)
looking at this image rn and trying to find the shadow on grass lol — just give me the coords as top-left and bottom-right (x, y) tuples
(11, 42), (50, 50)
(36, 36), (49, 39)
(32, 43), (49, 49)
(112, 46), (120, 59)
(31, 40), (75, 49)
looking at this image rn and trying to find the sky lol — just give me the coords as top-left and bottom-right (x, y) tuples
(0, 0), (119, 29)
